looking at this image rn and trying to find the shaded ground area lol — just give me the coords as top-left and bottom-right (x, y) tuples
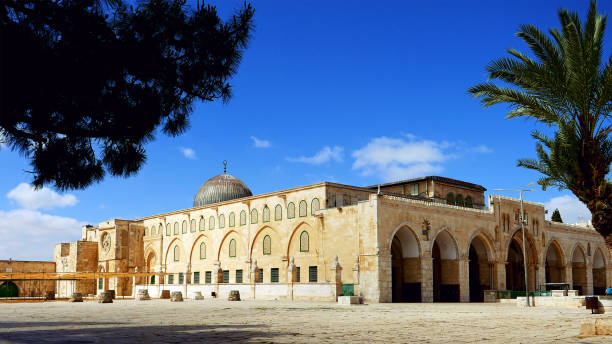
(0, 299), (611, 343)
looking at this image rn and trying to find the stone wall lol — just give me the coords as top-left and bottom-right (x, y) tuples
(0, 260), (56, 297)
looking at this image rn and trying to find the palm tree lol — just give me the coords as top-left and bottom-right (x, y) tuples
(468, 0), (612, 249)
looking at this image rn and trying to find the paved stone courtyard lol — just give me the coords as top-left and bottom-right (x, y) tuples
(0, 300), (611, 343)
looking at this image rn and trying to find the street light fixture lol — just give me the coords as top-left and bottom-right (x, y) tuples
(494, 182), (535, 307)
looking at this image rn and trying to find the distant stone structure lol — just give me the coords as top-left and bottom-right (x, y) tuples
(44, 170), (610, 303)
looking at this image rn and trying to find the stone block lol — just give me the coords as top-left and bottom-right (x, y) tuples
(579, 319), (612, 337)
(160, 290), (171, 299)
(551, 290), (567, 297)
(137, 289), (150, 300)
(338, 296), (362, 305)
(170, 291), (183, 302)
(69, 292), (83, 302)
(228, 290), (241, 301)
(192, 291), (204, 300)
(97, 292), (113, 303)
(483, 290), (497, 303)
(567, 290), (579, 297)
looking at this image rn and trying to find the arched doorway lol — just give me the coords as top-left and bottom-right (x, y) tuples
(0, 281), (19, 297)
(432, 231), (459, 302)
(391, 226), (421, 302)
(506, 231), (537, 291)
(572, 246), (587, 295)
(545, 241), (565, 283)
(593, 248), (606, 295)
(468, 235), (491, 302)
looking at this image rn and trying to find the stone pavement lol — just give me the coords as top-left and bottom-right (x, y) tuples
(0, 300), (611, 343)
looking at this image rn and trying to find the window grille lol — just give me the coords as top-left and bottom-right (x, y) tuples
(223, 270), (229, 283)
(98, 278), (103, 289)
(178, 272), (184, 284)
(300, 231), (309, 252)
(229, 239), (236, 257)
(205, 271), (211, 284)
(446, 193), (454, 205)
(309, 266), (317, 283)
(263, 235), (271, 255)
(168, 274), (174, 284)
(411, 184), (418, 196)
(236, 270), (243, 283)
(455, 195), (464, 207)
(271, 268), (279, 283)
(258, 268), (264, 283)
(150, 275), (155, 284)
(193, 272), (200, 284)
(296, 267), (300, 283)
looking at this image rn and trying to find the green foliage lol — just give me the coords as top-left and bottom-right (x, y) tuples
(551, 208), (563, 223)
(0, 0), (254, 190)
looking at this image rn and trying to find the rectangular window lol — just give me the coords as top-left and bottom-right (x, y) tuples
(98, 278), (103, 289)
(151, 275), (155, 284)
(205, 271), (211, 284)
(236, 269), (243, 283)
(223, 270), (229, 283)
(411, 184), (418, 196)
(258, 268), (264, 283)
(168, 274), (174, 284)
(271, 268), (279, 283)
(178, 272), (184, 284)
(296, 267), (300, 283)
(309, 266), (317, 283)
(193, 272), (200, 284)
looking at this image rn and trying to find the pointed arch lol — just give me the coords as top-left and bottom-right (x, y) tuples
(250, 225), (281, 257)
(570, 243), (588, 265)
(505, 227), (538, 263)
(189, 233), (211, 263)
(388, 221), (422, 257)
(163, 237), (185, 266)
(465, 228), (496, 261)
(430, 229), (459, 259)
(216, 230), (247, 261)
(285, 221), (315, 258)
(543, 237), (566, 265)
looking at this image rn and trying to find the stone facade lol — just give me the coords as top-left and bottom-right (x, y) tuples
(0, 260), (56, 297)
(53, 175), (612, 303)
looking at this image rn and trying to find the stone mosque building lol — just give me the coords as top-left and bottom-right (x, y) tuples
(48, 171), (611, 303)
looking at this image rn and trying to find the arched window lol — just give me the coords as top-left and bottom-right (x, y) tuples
(166, 223), (171, 236)
(446, 192), (455, 205)
(190, 219), (196, 232)
(311, 198), (320, 215)
(174, 222), (179, 235)
(464, 196), (473, 208)
(200, 242), (206, 260)
(174, 245), (180, 262)
(263, 206), (270, 222)
(299, 200), (307, 217)
(229, 239), (236, 257)
(287, 202), (296, 219)
(229, 212), (235, 227)
(219, 214), (225, 228)
(158, 224), (163, 235)
(182, 220), (187, 234)
(209, 216), (215, 230)
(275, 204), (282, 221)
(300, 231), (309, 252)
(240, 210), (247, 226)
(263, 235), (271, 255)
(455, 195), (464, 207)
(145, 227), (149, 236)
(199, 217), (205, 231)
(251, 209), (258, 224)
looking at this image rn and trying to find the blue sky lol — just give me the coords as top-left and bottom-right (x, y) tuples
(0, 0), (605, 260)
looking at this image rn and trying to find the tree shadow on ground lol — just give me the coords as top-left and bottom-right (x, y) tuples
(0, 322), (293, 343)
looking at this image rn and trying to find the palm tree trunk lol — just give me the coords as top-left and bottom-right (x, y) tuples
(587, 198), (612, 250)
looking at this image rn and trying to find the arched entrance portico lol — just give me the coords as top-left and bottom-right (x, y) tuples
(572, 246), (587, 295)
(593, 248), (607, 295)
(506, 230), (537, 291)
(390, 226), (421, 302)
(545, 241), (565, 284)
(432, 230), (459, 302)
(0, 281), (19, 297)
(468, 235), (491, 302)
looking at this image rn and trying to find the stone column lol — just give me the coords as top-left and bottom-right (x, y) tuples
(214, 261), (222, 296)
(586, 264), (594, 295)
(184, 267), (189, 297)
(537, 261), (546, 289)
(495, 262), (506, 290)
(156, 267), (161, 298)
(131, 267), (138, 298)
(352, 257), (360, 297)
(377, 247), (392, 303)
(565, 265), (573, 289)
(287, 257), (295, 300)
(458, 258), (470, 302)
(250, 260), (258, 300)
(330, 255), (342, 301)
(421, 255), (434, 302)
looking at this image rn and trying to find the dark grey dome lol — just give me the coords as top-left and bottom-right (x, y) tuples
(193, 173), (252, 207)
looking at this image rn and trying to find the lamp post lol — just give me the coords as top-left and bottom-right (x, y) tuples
(494, 183), (535, 307)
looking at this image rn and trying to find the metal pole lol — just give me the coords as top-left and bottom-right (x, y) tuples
(520, 190), (529, 307)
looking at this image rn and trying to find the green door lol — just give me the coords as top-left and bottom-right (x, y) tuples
(0, 281), (19, 297)
(341, 284), (354, 296)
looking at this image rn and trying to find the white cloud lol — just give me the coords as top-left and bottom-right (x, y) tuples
(472, 144), (493, 153)
(250, 136), (271, 148)
(7, 183), (78, 210)
(287, 146), (344, 165)
(352, 136), (449, 181)
(545, 195), (592, 225)
(0, 209), (87, 260)
(179, 147), (197, 160)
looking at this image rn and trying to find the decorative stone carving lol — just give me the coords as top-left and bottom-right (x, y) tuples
(137, 289), (150, 300)
(69, 292), (83, 302)
(97, 291), (113, 303)
(170, 291), (183, 302)
(228, 290), (241, 301)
